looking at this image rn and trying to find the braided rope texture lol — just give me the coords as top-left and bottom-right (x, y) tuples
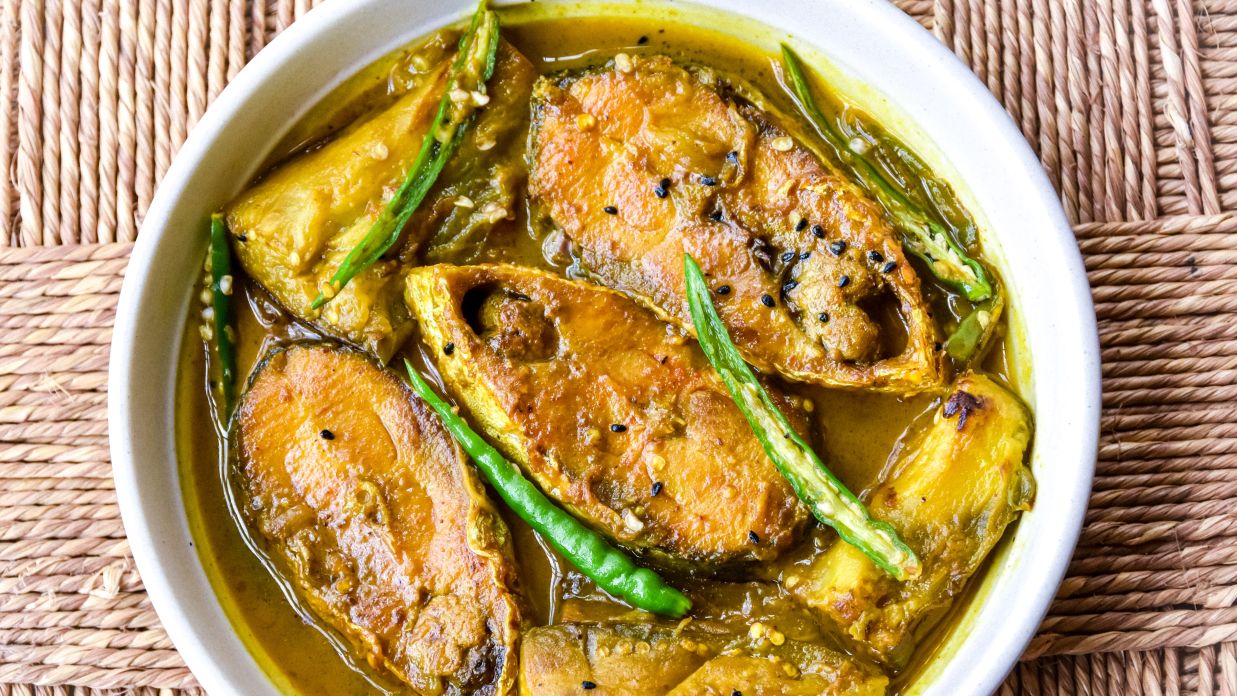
(0, 0), (1234, 693)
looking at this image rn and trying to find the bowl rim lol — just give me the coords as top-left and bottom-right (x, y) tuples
(108, 1), (1100, 694)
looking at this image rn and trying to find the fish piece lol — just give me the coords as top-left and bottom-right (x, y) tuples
(783, 373), (1034, 667)
(405, 264), (810, 568)
(235, 344), (523, 694)
(518, 623), (706, 694)
(529, 54), (943, 392)
(413, 46), (534, 264)
(669, 654), (886, 696)
(226, 41), (536, 358)
(518, 622), (888, 695)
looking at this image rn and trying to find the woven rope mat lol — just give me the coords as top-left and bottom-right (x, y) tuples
(0, 0), (1234, 693)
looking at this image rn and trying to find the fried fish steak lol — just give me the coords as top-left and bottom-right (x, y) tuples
(225, 40), (536, 358)
(405, 264), (810, 568)
(235, 344), (523, 695)
(783, 373), (1034, 667)
(518, 622), (888, 695)
(529, 54), (943, 393)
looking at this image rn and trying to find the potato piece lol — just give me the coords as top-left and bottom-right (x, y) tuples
(529, 55), (942, 393)
(518, 623), (887, 696)
(405, 264), (810, 568)
(226, 43), (536, 358)
(226, 66), (446, 357)
(786, 373), (1034, 667)
(235, 344), (523, 694)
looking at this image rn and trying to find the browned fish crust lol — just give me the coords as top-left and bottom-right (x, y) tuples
(530, 55), (944, 393)
(236, 344), (523, 695)
(519, 622), (888, 695)
(405, 264), (811, 568)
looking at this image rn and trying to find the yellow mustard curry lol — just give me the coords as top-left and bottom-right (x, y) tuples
(178, 5), (1035, 695)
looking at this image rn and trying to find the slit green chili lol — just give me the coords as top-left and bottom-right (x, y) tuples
(209, 212), (238, 418)
(944, 293), (1004, 363)
(780, 45), (994, 303)
(402, 359), (692, 618)
(311, 1), (501, 309)
(684, 254), (921, 581)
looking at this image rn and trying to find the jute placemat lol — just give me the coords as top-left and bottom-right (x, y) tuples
(0, 0), (1234, 693)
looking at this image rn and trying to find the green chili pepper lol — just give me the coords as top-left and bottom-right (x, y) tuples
(780, 45), (993, 303)
(944, 293), (1004, 363)
(684, 254), (921, 581)
(311, 2), (501, 309)
(209, 212), (238, 417)
(402, 359), (692, 617)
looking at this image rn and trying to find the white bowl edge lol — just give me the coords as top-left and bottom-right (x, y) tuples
(108, 1), (1100, 694)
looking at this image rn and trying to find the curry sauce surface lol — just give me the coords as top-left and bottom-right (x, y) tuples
(178, 11), (1020, 695)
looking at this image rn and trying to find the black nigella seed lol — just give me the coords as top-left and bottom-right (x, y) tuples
(651, 481), (664, 496)
(795, 218), (809, 232)
(699, 175), (718, 186)
(811, 224), (825, 238)
(443, 342), (455, 355)
(582, 682), (597, 691)
(838, 275), (851, 288)
(881, 261), (898, 273)
(781, 251), (795, 263)
(760, 294), (776, 308)
(710, 209), (724, 221)
(320, 429), (335, 440)
(236, 234), (248, 242)
(603, 205), (618, 215)
(637, 35), (649, 45)
(829, 240), (847, 256)
(660, 177), (672, 190)
(733, 691), (743, 696)
(726, 150), (739, 163)
(783, 280), (799, 292)
(748, 531), (760, 544)
(716, 285), (732, 295)
(507, 290), (532, 302)
(610, 423), (628, 433)
(800, 251), (812, 260)
(653, 186), (668, 199)
(867, 250), (884, 264)
(818, 312), (830, 323)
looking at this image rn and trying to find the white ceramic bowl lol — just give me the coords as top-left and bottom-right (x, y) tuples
(109, 1), (1100, 693)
